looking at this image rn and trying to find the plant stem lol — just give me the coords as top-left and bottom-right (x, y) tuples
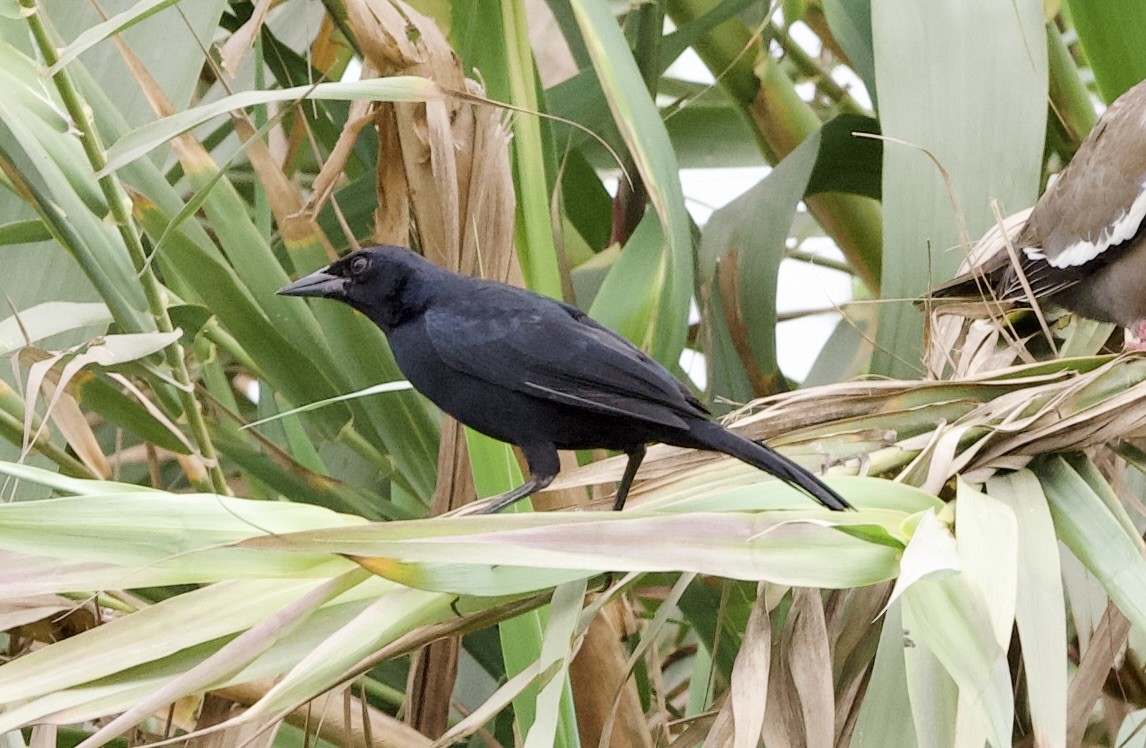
(665, 0), (883, 291)
(1046, 21), (1098, 149)
(785, 248), (855, 275)
(765, 22), (870, 115)
(20, 0), (230, 495)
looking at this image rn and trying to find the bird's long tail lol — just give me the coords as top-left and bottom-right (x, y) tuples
(687, 419), (853, 511)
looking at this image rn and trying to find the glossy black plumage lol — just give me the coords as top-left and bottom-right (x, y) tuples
(278, 246), (851, 513)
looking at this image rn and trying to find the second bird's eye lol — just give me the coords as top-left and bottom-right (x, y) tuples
(350, 257), (368, 275)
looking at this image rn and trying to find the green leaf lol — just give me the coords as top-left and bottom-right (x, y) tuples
(986, 470), (1067, 747)
(870, 0), (1047, 377)
(523, 580), (586, 748)
(244, 510), (904, 593)
(821, 0), (877, 109)
(901, 571), (1013, 748)
(0, 577), (378, 707)
(805, 113), (882, 200)
(73, 569), (373, 748)
(101, 77), (441, 176)
(663, 103), (766, 169)
(0, 301), (111, 356)
(699, 127), (823, 394)
(850, 601), (916, 746)
(462, 426), (554, 741)
(1062, 0), (1146, 102)
(1038, 455), (1146, 632)
(570, 0), (693, 364)
(46, 0), (184, 75)
(0, 218), (52, 246)
(953, 480), (1017, 746)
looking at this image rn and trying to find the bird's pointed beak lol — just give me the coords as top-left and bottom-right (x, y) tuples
(277, 267), (346, 298)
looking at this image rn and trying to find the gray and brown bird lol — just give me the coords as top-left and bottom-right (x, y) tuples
(930, 78), (1146, 348)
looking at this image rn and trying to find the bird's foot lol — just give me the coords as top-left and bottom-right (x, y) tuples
(1125, 322), (1146, 352)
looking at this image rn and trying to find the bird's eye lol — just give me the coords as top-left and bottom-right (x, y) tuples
(350, 256), (369, 275)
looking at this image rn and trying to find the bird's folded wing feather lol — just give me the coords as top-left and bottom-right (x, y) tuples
(424, 297), (705, 429)
(1010, 104), (1146, 298)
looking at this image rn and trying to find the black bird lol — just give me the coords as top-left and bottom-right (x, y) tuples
(278, 246), (851, 513)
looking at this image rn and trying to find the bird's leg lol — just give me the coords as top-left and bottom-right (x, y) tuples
(613, 444), (647, 511)
(477, 444), (559, 514)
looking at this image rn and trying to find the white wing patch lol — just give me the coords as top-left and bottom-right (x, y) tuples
(1024, 179), (1146, 268)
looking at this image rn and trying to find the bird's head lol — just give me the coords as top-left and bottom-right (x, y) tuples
(277, 245), (436, 331)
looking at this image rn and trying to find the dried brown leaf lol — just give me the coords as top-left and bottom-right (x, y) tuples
(1067, 601), (1132, 747)
(39, 381), (109, 479)
(405, 639), (458, 738)
(727, 582), (770, 748)
(234, 118), (336, 258)
(374, 101), (412, 246)
(305, 109), (378, 222)
(188, 694), (281, 748)
(219, 0), (278, 78)
(0, 595), (76, 632)
(569, 598), (652, 748)
(216, 679), (431, 748)
(786, 589), (834, 748)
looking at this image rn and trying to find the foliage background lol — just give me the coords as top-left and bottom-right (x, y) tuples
(0, 0), (1145, 746)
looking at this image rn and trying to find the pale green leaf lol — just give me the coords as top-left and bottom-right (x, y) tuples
(69, 570), (372, 748)
(871, 0), (1047, 376)
(241, 379), (414, 430)
(46, 0), (184, 75)
(987, 470), (1067, 748)
(850, 601), (916, 746)
(100, 77), (441, 176)
(0, 577), (378, 707)
(885, 511), (959, 610)
(245, 511), (903, 593)
(901, 572), (1013, 748)
(523, 579), (586, 748)
(1038, 456), (1146, 631)
(571, 0), (693, 364)
(953, 480), (1017, 746)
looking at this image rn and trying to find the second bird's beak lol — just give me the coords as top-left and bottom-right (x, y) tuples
(277, 267), (346, 298)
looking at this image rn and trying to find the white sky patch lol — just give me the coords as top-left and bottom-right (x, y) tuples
(341, 56), (363, 83)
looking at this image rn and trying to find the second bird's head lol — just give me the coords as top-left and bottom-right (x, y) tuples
(277, 245), (436, 331)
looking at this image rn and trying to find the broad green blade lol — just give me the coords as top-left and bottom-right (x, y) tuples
(571, 0), (693, 365)
(522, 580), (586, 748)
(47, 0), (184, 74)
(245, 510), (904, 592)
(101, 78), (441, 175)
(1062, 0), (1146, 102)
(901, 574), (1013, 748)
(699, 126), (824, 396)
(871, 0), (1047, 376)
(987, 470), (1067, 747)
(850, 601), (916, 746)
(1038, 456), (1146, 631)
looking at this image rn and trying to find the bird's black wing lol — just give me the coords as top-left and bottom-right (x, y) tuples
(424, 284), (706, 429)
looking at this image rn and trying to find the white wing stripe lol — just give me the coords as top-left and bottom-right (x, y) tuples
(1024, 179), (1146, 268)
